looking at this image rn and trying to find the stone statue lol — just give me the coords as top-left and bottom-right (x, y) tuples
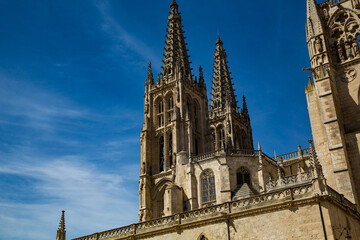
(315, 37), (323, 53)
(355, 0), (360, 9)
(352, 38), (360, 57)
(337, 43), (346, 62)
(345, 42), (353, 59)
(323, 8), (329, 21)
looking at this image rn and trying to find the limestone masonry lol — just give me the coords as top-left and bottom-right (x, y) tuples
(56, 0), (360, 239)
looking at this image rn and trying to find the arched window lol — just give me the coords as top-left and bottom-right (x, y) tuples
(219, 128), (225, 149)
(169, 133), (173, 167)
(168, 97), (174, 123)
(195, 138), (199, 156)
(237, 167), (250, 186)
(159, 136), (164, 172)
(201, 169), (216, 203)
(194, 101), (200, 131)
(158, 100), (164, 128)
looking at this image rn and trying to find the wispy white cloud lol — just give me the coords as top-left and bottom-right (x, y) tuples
(95, 0), (161, 68)
(0, 71), (141, 239)
(0, 151), (139, 240)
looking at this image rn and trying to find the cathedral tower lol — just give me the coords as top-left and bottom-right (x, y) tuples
(305, 0), (360, 206)
(139, 0), (211, 222)
(209, 37), (253, 151)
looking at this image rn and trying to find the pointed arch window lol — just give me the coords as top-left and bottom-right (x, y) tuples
(201, 169), (216, 203)
(169, 133), (173, 167)
(158, 100), (164, 128)
(195, 138), (199, 156)
(168, 97), (174, 124)
(159, 136), (165, 172)
(237, 167), (250, 186)
(219, 128), (225, 149)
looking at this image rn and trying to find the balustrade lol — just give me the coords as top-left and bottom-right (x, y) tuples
(330, 0), (347, 5)
(73, 180), (360, 240)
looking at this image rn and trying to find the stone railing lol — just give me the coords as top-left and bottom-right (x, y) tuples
(72, 225), (133, 240)
(72, 180), (360, 240)
(73, 183), (315, 240)
(273, 148), (310, 162)
(191, 150), (224, 162)
(266, 171), (313, 191)
(330, 0), (348, 6)
(326, 186), (359, 215)
(192, 149), (262, 162)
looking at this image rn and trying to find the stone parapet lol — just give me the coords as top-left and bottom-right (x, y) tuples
(71, 180), (359, 240)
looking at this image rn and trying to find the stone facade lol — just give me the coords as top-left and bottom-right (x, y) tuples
(64, 0), (360, 239)
(305, 0), (360, 207)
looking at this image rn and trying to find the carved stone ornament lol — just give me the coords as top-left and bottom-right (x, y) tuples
(342, 68), (357, 83)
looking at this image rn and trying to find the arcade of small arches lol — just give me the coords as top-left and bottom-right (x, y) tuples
(211, 124), (251, 151)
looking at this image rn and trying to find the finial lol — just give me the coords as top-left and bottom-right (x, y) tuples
(258, 142), (261, 151)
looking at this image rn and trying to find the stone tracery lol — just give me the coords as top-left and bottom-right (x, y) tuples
(329, 9), (360, 62)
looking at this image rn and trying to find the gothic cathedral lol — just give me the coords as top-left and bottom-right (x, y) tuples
(64, 1), (360, 239)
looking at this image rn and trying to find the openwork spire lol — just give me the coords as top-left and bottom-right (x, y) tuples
(162, 0), (192, 80)
(56, 210), (66, 240)
(210, 37), (238, 115)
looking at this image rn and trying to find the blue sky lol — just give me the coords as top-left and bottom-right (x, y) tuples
(0, 0), (314, 239)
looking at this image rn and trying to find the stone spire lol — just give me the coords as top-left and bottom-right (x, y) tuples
(162, 0), (192, 80)
(309, 140), (324, 179)
(198, 65), (205, 87)
(210, 36), (238, 115)
(242, 95), (248, 116)
(146, 62), (154, 85)
(306, 0), (323, 40)
(56, 210), (66, 240)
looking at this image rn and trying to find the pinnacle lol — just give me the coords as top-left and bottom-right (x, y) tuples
(170, 0), (178, 10)
(216, 35), (223, 45)
(58, 210), (65, 230)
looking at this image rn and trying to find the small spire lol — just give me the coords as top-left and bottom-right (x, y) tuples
(258, 142), (261, 151)
(306, 76), (314, 93)
(199, 65), (204, 86)
(309, 139), (324, 179)
(56, 210), (66, 240)
(59, 210), (65, 230)
(146, 62), (154, 85)
(242, 95), (248, 114)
